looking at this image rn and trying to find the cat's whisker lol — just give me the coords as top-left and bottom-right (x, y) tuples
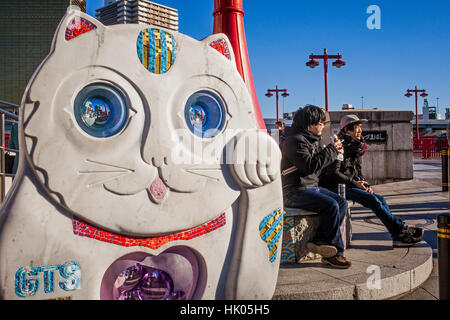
(84, 159), (135, 172)
(79, 159), (136, 187)
(86, 172), (133, 188)
(184, 168), (222, 182)
(79, 170), (131, 174)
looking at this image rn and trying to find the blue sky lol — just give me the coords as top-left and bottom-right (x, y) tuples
(87, 0), (450, 119)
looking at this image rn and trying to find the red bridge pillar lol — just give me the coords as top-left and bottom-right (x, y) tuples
(213, 0), (266, 130)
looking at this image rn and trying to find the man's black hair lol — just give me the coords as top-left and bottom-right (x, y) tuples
(291, 105), (326, 131)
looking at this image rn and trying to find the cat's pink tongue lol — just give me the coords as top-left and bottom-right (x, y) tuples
(149, 176), (167, 203)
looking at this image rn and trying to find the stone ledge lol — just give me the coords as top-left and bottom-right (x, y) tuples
(284, 207), (318, 217)
(285, 201), (354, 217)
(274, 242), (433, 300)
(281, 207), (352, 264)
(329, 110), (414, 123)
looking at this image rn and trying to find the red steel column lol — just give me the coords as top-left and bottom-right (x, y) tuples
(275, 85), (279, 122)
(213, 0), (266, 129)
(323, 49), (329, 112)
(415, 86), (419, 139)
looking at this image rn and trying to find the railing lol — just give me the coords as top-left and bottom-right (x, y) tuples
(0, 100), (20, 202)
(413, 137), (449, 159)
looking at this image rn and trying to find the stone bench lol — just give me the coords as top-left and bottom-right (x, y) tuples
(281, 204), (353, 264)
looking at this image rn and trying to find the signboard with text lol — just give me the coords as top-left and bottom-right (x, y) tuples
(363, 130), (388, 144)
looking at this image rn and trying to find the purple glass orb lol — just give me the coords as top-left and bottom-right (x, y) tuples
(114, 265), (186, 300)
(139, 269), (173, 300)
(118, 288), (143, 300)
(171, 291), (186, 300)
(116, 264), (143, 290)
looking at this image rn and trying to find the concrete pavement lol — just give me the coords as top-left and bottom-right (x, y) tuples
(273, 159), (448, 300)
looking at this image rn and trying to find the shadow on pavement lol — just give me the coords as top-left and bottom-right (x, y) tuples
(348, 244), (393, 251)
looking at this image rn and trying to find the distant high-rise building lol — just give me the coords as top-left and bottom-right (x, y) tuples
(96, 0), (178, 32)
(422, 99), (443, 120)
(422, 99), (430, 120)
(70, 0), (86, 12)
(0, 1), (68, 105)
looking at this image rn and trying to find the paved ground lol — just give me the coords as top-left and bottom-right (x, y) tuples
(394, 159), (447, 300)
(273, 158), (448, 300)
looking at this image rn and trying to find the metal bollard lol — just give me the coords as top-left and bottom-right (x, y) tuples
(438, 214), (450, 300)
(442, 148), (449, 192)
(338, 184), (348, 248)
(338, 183), (346, 198)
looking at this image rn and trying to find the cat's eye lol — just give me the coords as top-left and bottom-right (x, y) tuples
(184, 91), (225, 138)
(74, 83), (128, 137)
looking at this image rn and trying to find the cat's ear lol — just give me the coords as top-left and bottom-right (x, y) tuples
(202, 34), (236, 65)
(50, 6), (104, 52)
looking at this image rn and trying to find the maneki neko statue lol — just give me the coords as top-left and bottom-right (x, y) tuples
(0, 7), (283, 300)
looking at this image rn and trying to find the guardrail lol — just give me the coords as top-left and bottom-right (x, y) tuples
(413, 137), (449, 159)
(0, 100), (20, 202)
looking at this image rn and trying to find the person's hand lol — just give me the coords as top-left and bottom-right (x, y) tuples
(333, 139), (344, 154)
(355, 181), (374, 194)
(361, 181), (374, 194)
(355, 180), (368, 191)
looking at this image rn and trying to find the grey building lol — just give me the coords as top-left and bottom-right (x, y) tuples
(95, 0), (178, 32)
(0, 1), (68, 105)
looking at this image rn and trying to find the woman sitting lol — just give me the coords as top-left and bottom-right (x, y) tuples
(319, 114), (424, 248)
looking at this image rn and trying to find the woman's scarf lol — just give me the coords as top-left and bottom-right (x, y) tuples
(338, 130), (367, 158)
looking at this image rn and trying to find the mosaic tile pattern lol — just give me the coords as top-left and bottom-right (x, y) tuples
(280, 216), (296, 264)
(73, 213), (226, 250)
(259, 208), (284, 263)
(65, 17), (97, 41)
(15, 262), (81, 298)
(209, 39), (231, 60)
(137, 28), (176, 74)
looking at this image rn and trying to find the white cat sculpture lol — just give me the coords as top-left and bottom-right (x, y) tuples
(0, 9), (283, 300)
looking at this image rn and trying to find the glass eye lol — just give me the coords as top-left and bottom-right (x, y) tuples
(189, 105), (206, 127)
(185, 90), (225, 138)
(81, 97), (110, 127)
(74, 83), (128, 137)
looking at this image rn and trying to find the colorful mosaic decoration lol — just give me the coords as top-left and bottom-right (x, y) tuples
(259, 208), (284, 263)
(15, 261), (81, 298)
(73, 213), (226, 250)
(65, 17), (97, 41)
(281, 216), (296, 264)
(209, 39), (231, 60)
(137, 28), (176, 74)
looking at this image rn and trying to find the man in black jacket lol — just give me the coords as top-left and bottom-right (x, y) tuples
(281, 105), (351, 269)
(320, 114), (424, 247)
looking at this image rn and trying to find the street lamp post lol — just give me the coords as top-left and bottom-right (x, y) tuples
(306, 48), (346, 112)
(405, 86), (428, 139)
(266, 85), (289, 122)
